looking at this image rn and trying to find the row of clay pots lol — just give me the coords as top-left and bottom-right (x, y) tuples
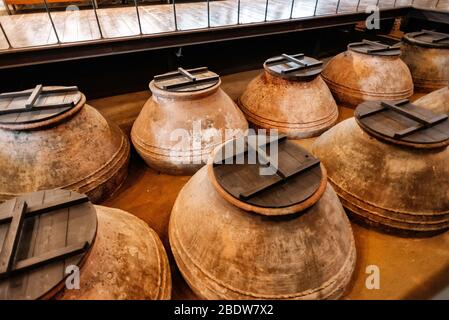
(131, 34), (449, 175)
(169, 83), (449, 299)
(0, 39), (447, 299)
(1, 32), (447, 201)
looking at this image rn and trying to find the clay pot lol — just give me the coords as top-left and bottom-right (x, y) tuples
(0, 189), (171, 300)
(414, 86), (449, 115)
(401, 31), (449, 93)
(239, 54), (338, 138)
(131, 68), (248, 175)
(58, 206), (171, 300)
(0, 86), (129, 203)
(312, 106), (449, 234)
(169, 137), (356, 299)
(322, 40), (413, 107)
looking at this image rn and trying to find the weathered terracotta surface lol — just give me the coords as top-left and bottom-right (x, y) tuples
(169, 165), (356, 300)
(321, 51), (414, 107)
(57, 206), (171, 300)
(312, 118), (449, 234)
(0, 95), (130, 203)
(414, 86), (449, 115)
(239, 72), (338, 138)
(131, 80), (248, 175)
(401, 43), (449, 93)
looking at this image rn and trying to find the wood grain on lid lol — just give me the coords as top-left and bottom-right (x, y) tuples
(0, 85), (81, 125)
(0, 189), (97, 300)
(212, 135), (324, 210)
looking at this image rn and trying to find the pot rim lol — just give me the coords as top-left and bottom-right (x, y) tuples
(0, 92), (86, 131)
(149, 78), (221, 101)
(206, 139), (328, 216)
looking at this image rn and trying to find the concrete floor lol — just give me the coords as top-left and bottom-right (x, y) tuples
(89, 69), (449, 300)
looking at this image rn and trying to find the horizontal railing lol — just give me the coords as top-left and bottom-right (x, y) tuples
(0, 0), (447, 52)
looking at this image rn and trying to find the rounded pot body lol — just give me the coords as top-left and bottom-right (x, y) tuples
(131, 81), (248, 175)
(414, 86), (449, 115)
(401, 42), (449, 93)
(0, 102), (130, 203)
(312, 118), (449, 234)
(322, 51), (414, 107)
(239, 72), (339, 138)
(169, 166), (356, 300)
(57, 206), (171, 300)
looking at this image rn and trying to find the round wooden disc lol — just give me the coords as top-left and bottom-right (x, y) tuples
(0, 86), (82, 125)
(355, 101), (449, 148)
(264, 55), (323, 80)
(403, 30), (449, 49)
(210, 137), (326, 215)
(348, 41), (401, 56)
(0, 189), (97, 300)
(154, 68), (220, 92)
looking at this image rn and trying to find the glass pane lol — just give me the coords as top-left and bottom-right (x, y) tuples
(96, 2), (140, 38)
(49, 3), (101, 43)
(338, 0), (360, 12)
(436, 0), (449, 9)
(376, 0), (396, 8)
(175, 0), (208, 31)
(0, 24), (9, 50)
(356, 0), (382, 11)
(266, 0), (292, 21)
(239, 0), (267, 24)
(291, 0), (317, 17)
(138, 1), (176, 34)
(315, 0), (339, 15)
(210, 0), (238, 27)
(0, 2), (58, 48)
(394, 0), (413, 5)
(413, 0), (437, 7)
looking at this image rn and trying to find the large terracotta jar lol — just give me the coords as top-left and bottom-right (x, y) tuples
(0, 85), (130, 203)
(170, 135), (356, 299)
(322, 40), (414, 107)
(414, 86), (449, 115)
(239, 54), (338, 138)
(0, 189), (171, 300)
(312, 99), (449, 234)
(131, 67), (248, 175)
(401, 30), (449, 93)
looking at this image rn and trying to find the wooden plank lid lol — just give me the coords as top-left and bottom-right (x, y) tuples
(208, 135), (327, 216)
(153, 67), (220, 92)
(0, 189), (97, 300)
(264, 53), (323, 80)
(403, 30), (449, 49)
(348, 39), (401, 56)
(355, 99), (449, 148)
(0, 85), (82, 127)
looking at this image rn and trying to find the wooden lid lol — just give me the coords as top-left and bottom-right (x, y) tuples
(348, 39), (401, 56)
(209, 135), (327, 216)
(0, 189), (97, 300)
(153, 67), (220, 92)
(355, 99), (449, 149)
(264, 54), (323, 80)
(403, 30), (449, 49)
(0, 85), (82, 127)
